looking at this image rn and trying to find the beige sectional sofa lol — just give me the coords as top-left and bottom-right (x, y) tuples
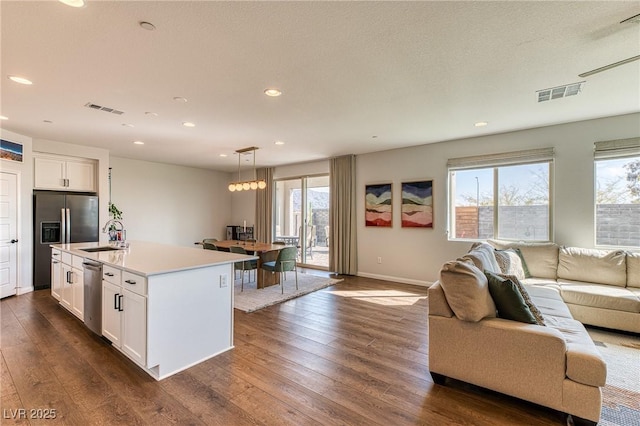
(488, 240), (640, 333)
(428, 241), (628, 425)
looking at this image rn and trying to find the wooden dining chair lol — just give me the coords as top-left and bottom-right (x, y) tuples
(260, 246), (298, 294)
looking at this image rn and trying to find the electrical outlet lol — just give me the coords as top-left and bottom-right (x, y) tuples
(377, 256), (382, 264)
(220, 274), (228, 288)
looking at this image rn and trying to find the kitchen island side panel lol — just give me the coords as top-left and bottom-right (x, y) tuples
(146, 264), (234, 379)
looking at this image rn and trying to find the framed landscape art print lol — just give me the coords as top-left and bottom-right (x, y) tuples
(365, 183), (392, 227)
(401, 180), (433, 228)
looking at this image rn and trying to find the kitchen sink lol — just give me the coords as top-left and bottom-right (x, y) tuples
(79, 246), (122, 253)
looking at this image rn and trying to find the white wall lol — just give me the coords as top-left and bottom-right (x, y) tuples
(109, 157), (232, 246)
(0, 129), (33, 293)
(356, 113), (640, 286)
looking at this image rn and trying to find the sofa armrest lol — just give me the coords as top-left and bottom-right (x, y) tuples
(429, 315), (568, 410)
(428, 281), (454, 318)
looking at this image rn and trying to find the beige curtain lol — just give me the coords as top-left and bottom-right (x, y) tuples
(329, 155), (357, 275)
(254, 167), (274, 243)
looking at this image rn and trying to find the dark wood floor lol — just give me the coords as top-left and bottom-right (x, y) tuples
(1, 274), (567, 425)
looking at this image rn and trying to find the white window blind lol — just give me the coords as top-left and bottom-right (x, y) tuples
(447, 148), (554, 170)
(594, 137), (640, 160)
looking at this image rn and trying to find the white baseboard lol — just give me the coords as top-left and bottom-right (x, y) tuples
(356, 272), (433, 287)
(18, 286), (34, 295)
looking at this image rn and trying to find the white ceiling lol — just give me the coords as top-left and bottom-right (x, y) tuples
(1, 1), (639, 172)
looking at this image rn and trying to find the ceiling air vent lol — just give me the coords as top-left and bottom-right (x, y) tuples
(536, 82), (584, 103)
(84, 102), (124, 115)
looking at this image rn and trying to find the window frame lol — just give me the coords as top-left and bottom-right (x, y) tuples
(593, 137), (640, 249)
(447, 148), (554, 242)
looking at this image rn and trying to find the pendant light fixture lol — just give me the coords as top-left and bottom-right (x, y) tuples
(228, 147), (267, 192)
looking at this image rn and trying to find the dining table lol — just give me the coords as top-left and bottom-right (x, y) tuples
(212, 240), (294, 289)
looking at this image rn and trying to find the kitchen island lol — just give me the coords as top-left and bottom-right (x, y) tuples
(50, 241), (255, 380)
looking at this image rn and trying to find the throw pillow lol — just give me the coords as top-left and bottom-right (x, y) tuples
(439, 260), (497, 322)
(484, 271), (537, 324)
(493, 248), (526, 280)
(498, 273), (546, 326)
(514, 248), (531, 278)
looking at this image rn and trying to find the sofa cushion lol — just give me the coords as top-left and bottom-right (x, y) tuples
(557, 281), (640, 313)
(464, 242), (501, 273)
(488, 240), (559, 279)
(494, 249), (526, 279)
(485, 272), (538, 324)
(528, 286), (575, 319)
(558, 246), (627, 287)
(628, 252), (640, 288)
(544, 316), (607, 387)
(439, 260), (497, 322)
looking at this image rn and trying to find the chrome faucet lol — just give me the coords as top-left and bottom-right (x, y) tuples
(102, 219), (124, 233)
(102, 219), (128, 247)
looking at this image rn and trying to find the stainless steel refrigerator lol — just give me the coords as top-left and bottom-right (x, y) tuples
(33, 191), (99, 289)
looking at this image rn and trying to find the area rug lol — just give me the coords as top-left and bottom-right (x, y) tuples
(233, 273), (342, 313)
(587, 328), (640, 426)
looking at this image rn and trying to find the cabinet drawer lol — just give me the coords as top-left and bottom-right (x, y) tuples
(122, 271), (147, 296)
(72, 255), (84, 269)
(51, 248), (61, 259)
(61, 251), (72, 265)
(103, 265), (122, 284)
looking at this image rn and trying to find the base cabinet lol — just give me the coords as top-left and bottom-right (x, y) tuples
(102, 266), (147, 367)
(51, 255), (62, 301)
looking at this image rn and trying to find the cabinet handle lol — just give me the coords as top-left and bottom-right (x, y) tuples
(114, 293), (120, 310)
(118, 295), (124, 312)
(105, 272), (114, 277)
(52, 261), (59, 264)
(66, 271), (72, 284)
(52, 252), (60, 256)
(124, 279), (136, 285)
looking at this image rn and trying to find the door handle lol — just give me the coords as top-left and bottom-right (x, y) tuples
(10, 239), (18, 244)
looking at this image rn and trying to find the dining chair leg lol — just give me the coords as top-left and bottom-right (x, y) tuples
(294, 266), (298, 290)
(241, 269), (244, 292)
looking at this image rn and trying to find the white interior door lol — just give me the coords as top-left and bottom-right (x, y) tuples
(0, 172), (18, 298)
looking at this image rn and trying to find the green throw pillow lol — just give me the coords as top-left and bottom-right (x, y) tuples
(484, 271), (537, 324)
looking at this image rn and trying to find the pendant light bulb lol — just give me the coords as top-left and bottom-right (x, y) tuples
(250, 181), (258, 190)
(228, 183), (236, 192)
(258, 180), (267, 189)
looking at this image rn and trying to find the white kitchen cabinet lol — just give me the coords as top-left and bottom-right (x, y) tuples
(34, 154), (97, 192)
(51, 249), (62, 301)
(101, 267), (147, 367)
(59, 254), (84, 320)
(102, 280), (122, 346)
(60, 263), (73, 310)
(121, 289), (147, 366)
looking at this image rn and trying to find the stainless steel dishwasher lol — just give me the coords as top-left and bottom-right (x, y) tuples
(83, 260), (103, 335)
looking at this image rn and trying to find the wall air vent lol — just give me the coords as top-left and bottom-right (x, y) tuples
(536, 82), (584, 103)
(84, 102), (124, 115)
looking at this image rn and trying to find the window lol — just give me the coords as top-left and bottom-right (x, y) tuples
(448, 148), (553, 241)
(594, 138), (640, 248)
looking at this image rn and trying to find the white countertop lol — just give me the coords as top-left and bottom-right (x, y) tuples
(51, 241), (257, 276)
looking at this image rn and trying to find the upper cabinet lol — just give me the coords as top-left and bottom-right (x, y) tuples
(34, 154), (97, 192)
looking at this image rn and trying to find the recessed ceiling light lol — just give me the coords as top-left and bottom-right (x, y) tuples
(372, 135), (378, 139)
(219, 154), (228, 157)
(43, 120), (53, 124)
(274, 140), (285, 145)
(8, 75), (33, 85)
(122, 123), (135, 127)
(145, 112), (158, 117)
(474, 121), (488, 127)
(173, 96), (188, 103)
(133, 140), (145, 145)
(139, 21), (156, 31)
(264, 88), (282, 97)
(58, 0), (85, 7)
(0, 115), (8, 120)
(182, 122), (195, 127)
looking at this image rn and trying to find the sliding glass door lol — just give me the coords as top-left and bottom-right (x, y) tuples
(274, 175), (329, 269)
